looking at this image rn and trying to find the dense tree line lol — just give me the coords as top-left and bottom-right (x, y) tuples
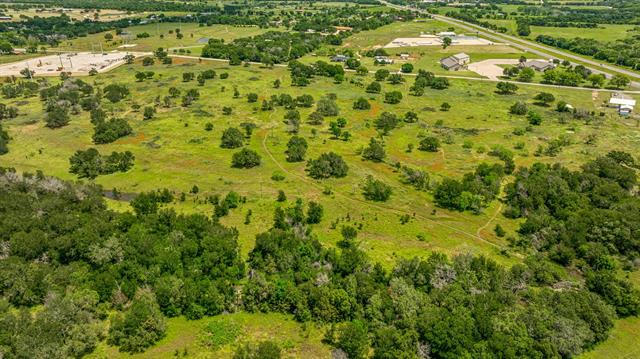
(535, 34), (640, 71)
(504, 152), (640, 316)
(0, 164), (636, 357)
(202, 32), (326, 65)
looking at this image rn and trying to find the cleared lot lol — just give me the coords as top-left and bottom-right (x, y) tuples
(0, 51), (148, 77)
(467, 58), (546, 80)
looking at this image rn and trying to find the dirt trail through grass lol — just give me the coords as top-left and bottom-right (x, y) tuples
(260, 127), (504, 249)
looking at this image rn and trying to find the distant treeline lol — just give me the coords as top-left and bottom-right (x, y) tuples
(536, 34), (640, 70)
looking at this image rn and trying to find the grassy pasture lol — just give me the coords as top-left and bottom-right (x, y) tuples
(55, 22), (276, 53)
(86, 312), (329, 358)
(2, 58), (639, 269)
(340, 19), (465, 50)
(0, 7), (148, 22)
(485, 19), (637, 42)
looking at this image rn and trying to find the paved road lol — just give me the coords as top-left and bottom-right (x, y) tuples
(382, 1), (640, 88)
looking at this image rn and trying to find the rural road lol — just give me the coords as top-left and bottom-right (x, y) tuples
(381, 0), (640, 88)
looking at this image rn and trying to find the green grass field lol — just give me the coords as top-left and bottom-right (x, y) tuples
(2, 57), (639, 267)
(2, 43), (640, 357)
(86, 313), (329, 358)
(340, 19), (463, 50)
(485, 19), (636, 42)
(55, 22), (277, 53)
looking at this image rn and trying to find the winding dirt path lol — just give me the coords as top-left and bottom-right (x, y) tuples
(259, 127), (504, 249)
(476, 202), (503, 238)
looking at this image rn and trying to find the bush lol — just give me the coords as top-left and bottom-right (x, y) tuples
(401, 63), (414, 73)
(306, 201), (324, 224)
(286, 136), (308, 162)
(232, 149), (261, 168)
(221, 127), (244, 148)
(93, 118), (132, 144)
(366, 81), (381, 93)
(362, 138), (385, 162)
(509, 102), (528, 115)
(384, 91), (402, 104)
(108, 290), (166, 353)
(362, 176), (392, 202)
(353, 97), (371, 110)
(419, 137), (440, 152)
(306, 152), (348, 179)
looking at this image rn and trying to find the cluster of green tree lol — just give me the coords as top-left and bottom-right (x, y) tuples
(0, 167), (633, 357)
(201, 32), (326, 65)
(434, 163), (504, 213)
(0, 168), (244, 353)
(39, 78), (98, 128)
(290, 5), (410, 33)
(409, 70), (450, 96)
(69, 148), (134, 179)
(245, 205), (618, 358)
(515, 18), (530, 36)
(536, 34), (640, 72)
(306, 152), (348, 179)
(445, 10), (509, 33)
(9, 0), (222, 13)
(504, 152), (640, 316)
(517, 5), (640, 25)
(0, 15), (142, 47)
(287, 60), (346, 86)
(0, 103), (18, 121)
(92, 116), (132, 144)
(1, 79), (39, 98)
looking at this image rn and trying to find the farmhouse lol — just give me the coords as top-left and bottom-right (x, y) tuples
(609, 93), (636, 116)
(521, 60), (555, 72)
(440, 53), (470, 71)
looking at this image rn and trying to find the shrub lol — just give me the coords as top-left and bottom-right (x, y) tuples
(221, 127), (244, 148)
(108, 290), (166, 353)
(353, 97), (371, 110)
(362, 176), (392, 202)
(419, 137), (440, 152)
(93, 118), (132, 144)
(286, 136), (308, 162)
(306, 152), (348, 179)
(510, 102), (528, 115)
(232, 149), (261, 168)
